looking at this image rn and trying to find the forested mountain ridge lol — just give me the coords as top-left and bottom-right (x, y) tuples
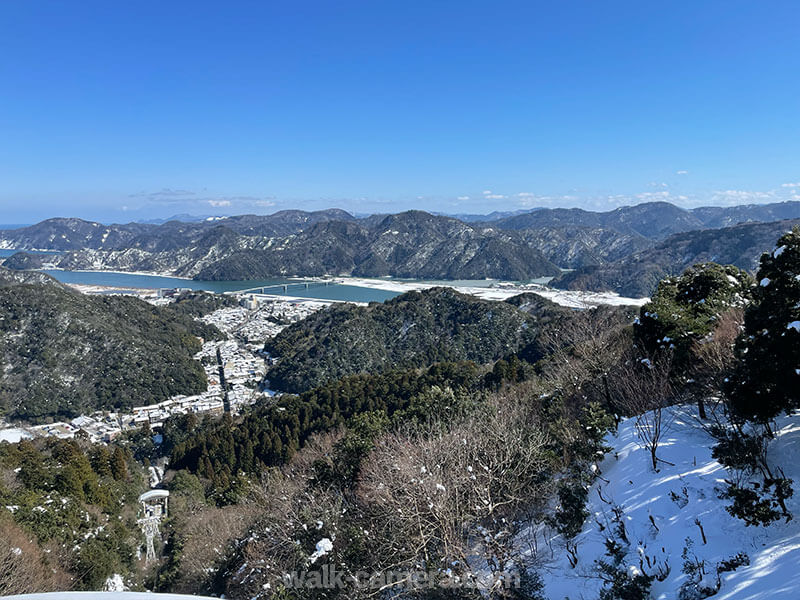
(488, 201), (705, 239)
(263, 287), (571, 393)
(0, 276), (224, 421)
(552, 218), (800, 297)
(488, 199), (800, 239)
(4, 212), (563, 280)
(5, 201), (800, 284)
(0, 209), (356, 251)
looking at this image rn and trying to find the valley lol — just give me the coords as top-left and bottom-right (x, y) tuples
(2, 210), (800, 599)
(5, 201), (800, 297)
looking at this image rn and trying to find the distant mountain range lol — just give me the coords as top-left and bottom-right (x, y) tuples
(550, 218), (800, 297)
(485, 200), (800, 238)
(2, 201), (800, 294)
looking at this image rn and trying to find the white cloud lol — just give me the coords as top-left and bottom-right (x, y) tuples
(208, 199), (232, 208)
(515, 193), (579, 208)
(457, 196), (470, 201)
(676, 170), (689, 175)
(710, 189), (775, 206)
(129, 187), (197, 203)
(635, 191), (671, 201)
(781, 182), (800, 188)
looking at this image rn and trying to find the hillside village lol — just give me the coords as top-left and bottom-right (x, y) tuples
(0, 291), (328, 446)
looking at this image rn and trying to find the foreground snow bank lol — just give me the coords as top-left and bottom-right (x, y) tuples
(537, 406), (800, 600)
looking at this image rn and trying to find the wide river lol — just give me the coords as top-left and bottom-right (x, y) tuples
(45, 270), (404, 303)
(0, 249), (543, 303)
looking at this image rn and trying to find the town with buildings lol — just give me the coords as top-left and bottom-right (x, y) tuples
(0, 290), (330, 446)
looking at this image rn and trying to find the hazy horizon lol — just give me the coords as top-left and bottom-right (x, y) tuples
(4, 195), (800, 229)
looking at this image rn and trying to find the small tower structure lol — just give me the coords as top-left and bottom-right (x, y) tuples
(137, 489), (170, 565)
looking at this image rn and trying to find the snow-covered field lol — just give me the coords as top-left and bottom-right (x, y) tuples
(332, 277), (648, 308)
(0, 427), (33, 443)
(536, 406), (800, 599)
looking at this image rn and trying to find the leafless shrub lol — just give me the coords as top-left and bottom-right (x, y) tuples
(222, 430), (352, 599)
(690, 308), (744, 414)
(539, 306), (632, 413)
(170, 502), (261, 593)
(609, 354), (677, 471)
(0, 516), (71, 595)
(357, 395), (551, 584)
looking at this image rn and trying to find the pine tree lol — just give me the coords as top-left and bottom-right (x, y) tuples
(91, 446), (112, 478)
(635, 262), (752, 369)
(728, 227), (800, 423)
(110, 446), (128, 481)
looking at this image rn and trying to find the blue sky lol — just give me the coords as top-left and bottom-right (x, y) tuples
(1, 1), (799, 223)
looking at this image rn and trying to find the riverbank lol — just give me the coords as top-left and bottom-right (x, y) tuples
(331, 276), (649, 308)
(31, 267), (648, 307)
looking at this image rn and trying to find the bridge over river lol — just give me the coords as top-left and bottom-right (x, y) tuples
(229, 278), (334, 296)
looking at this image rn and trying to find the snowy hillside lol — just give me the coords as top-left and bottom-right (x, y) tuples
(536, 406), (800, 599)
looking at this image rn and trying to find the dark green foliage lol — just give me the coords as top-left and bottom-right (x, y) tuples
(73, 527), (137, 590)
(169, 362), (481, 499)
(0, 280), (219, 421)
(545, 402), (613, 543)
(265, 288), (551, 393)
(597, 532), (654, 600)
(155, 533), (185, 592)
(582, 401), (617, 450)
(0, 437), (143, 588)
(312, 411), (390, 486)
(110, 446), (129, 481)
(73, 538), (117, 589)
(484, 355), (530, 389)
(711, 430), (766, 474)
(727, 227), (800, 423)
(161, 291), (238, 341)
(554, 480), (590, 539)
(597, 564), (653, 600)
(166, 290), (239, 319)
(635, 262), (752, 369)
(712, 421), (795, 525)
(722, 480), (793, 527)
(167, 470), (206, 508)
(390, 384), (480, 429)
(717, 552), (750, 573)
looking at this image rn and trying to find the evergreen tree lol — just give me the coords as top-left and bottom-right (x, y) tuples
(90, 446), (112, 478)
(728, 227), (800, 423)
(110, 447), (128, 481)
(635, 262), (752, 369)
